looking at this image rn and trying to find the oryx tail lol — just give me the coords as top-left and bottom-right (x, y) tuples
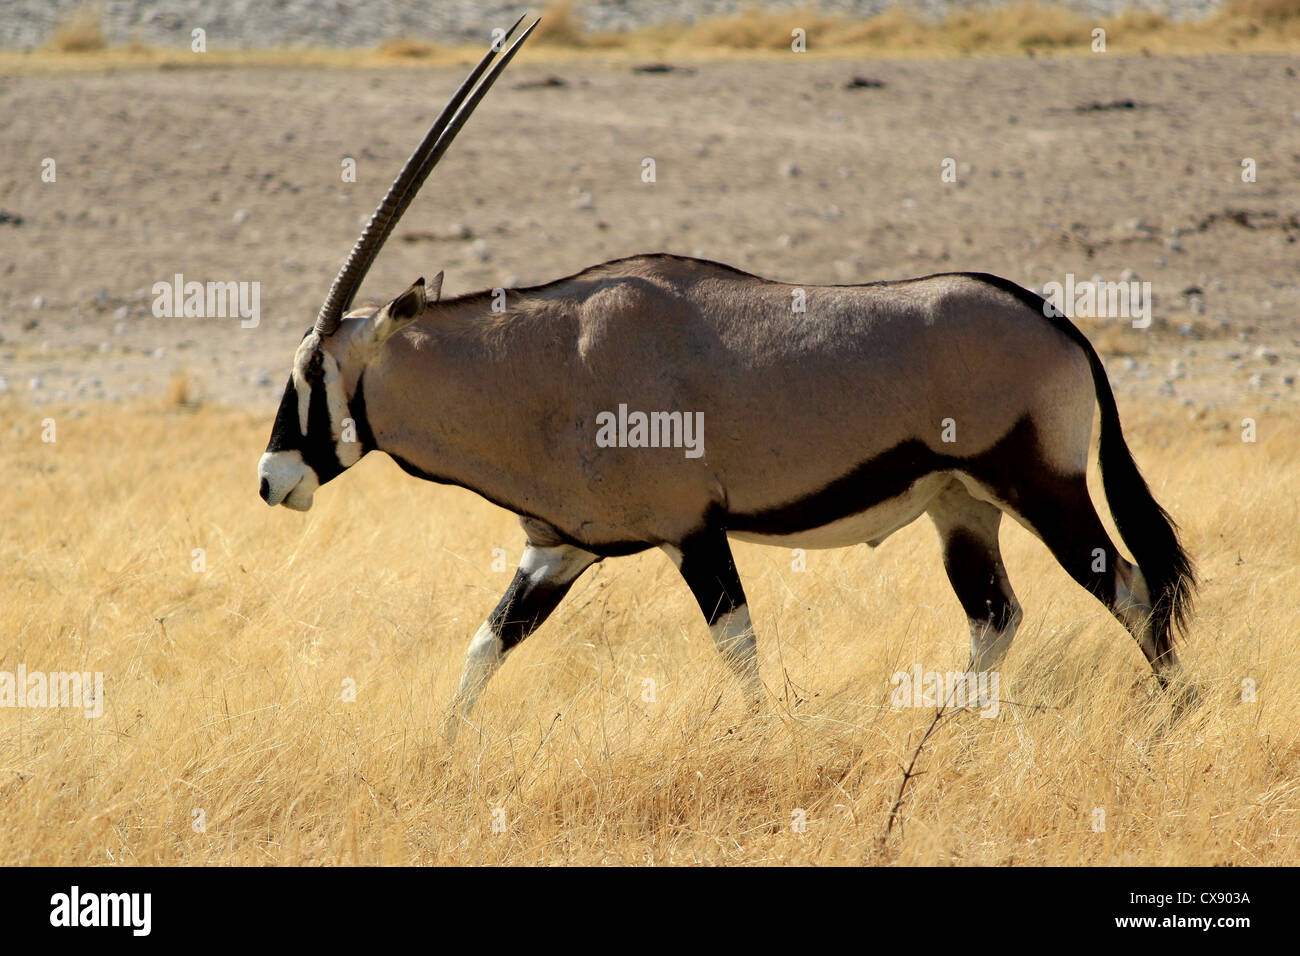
(1084, 323), (1195, 662)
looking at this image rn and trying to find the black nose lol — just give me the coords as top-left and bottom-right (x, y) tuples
(259, 477), (271, 502)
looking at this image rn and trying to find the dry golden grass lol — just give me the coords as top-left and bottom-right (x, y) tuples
(8, 1), (1300, 74)
(375, 37), (442, 60)
(2, 394), (1297, 865)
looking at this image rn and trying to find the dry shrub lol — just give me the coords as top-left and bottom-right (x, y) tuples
(167, 369), (200, 408)
(839, 7), (932, 49)
(534, 0), (588, 47)
(48, 5), (107, 53)
(1223, 0), (1300, 25)
(377, 37), (439, 59)
(684, 6), (840, 51)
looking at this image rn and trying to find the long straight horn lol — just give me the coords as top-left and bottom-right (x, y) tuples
(313, 15), (540, 336)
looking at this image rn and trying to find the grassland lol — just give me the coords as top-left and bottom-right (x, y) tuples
(2, 396), (1296, 865)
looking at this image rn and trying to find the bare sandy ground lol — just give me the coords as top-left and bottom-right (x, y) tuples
(1, 52), (1297, 419)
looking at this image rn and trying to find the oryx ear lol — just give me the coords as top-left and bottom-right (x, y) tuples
(371, 277), (428, 345)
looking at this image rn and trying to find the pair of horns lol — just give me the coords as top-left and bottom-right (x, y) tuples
(313, 15), (539, 336)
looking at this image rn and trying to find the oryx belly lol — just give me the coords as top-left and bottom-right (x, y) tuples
(729, 472), (949, 550)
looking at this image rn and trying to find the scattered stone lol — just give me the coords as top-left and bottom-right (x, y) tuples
(233, 209), (249, 224)
(779, 162), (800, 178)
(633, 63), (694, 75)
(1074, 98), (1149, 112)
(514, 75), (568, 89)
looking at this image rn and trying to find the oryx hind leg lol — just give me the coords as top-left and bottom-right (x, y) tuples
(927, 480), (1023, 673)
(1001, 471), (1180, 684)
(442, 536), (598, 743)
(665, 528), (763, 710)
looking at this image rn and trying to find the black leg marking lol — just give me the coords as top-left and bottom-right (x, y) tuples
(491, 546), (598, 651)
(673, 527), (762, 705)
(928, 481), (1021, 669)
(943, 530), (1019, 633)
(676, 527), (746, 626)
(1004, 473), (1168, 674)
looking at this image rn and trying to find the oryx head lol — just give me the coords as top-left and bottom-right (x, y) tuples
(258, 16), (537, 511)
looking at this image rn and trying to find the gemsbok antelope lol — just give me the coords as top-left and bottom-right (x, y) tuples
(257, 17), (1195, 739)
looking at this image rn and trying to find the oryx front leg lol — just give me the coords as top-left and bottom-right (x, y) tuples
(443, 541), (598, 743)
(668, 530), (764, 710)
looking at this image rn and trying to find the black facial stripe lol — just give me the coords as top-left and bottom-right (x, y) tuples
(264, 376), (303, 454)
(262, 373), (346, 484)
(301, 375), (346, 483)
(350, 373), (377, 453)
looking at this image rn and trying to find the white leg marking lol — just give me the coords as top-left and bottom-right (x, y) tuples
(967, 603), (1022, 673)
(1114, 561), (1162, 664)
(443, 543), (597, 744)
(518, 543), (594, 585)
(708, 603), (763, 707)
(457, 622), (504, 700)
(443, 622), (503, 744)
